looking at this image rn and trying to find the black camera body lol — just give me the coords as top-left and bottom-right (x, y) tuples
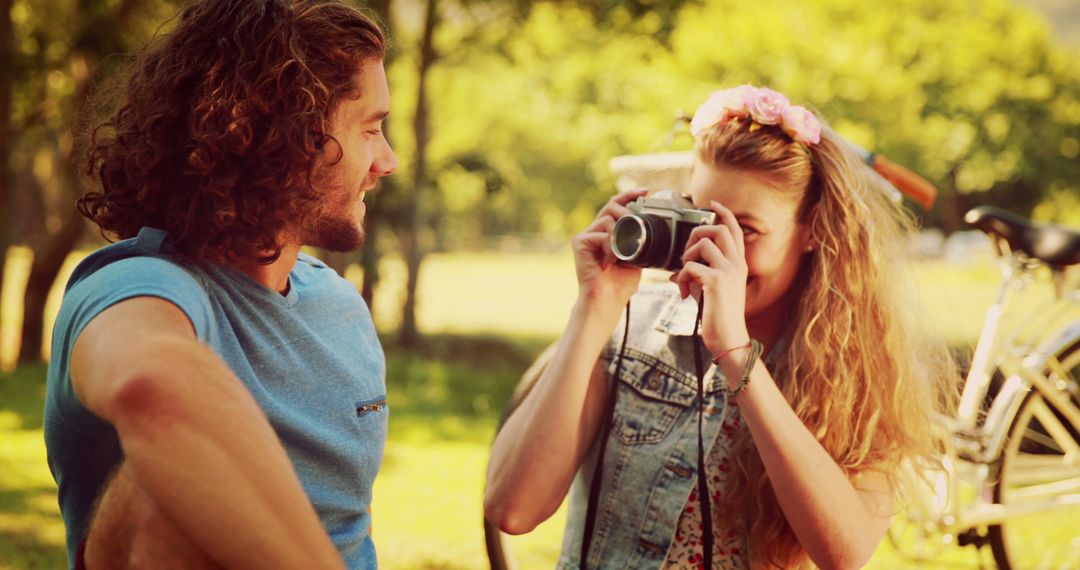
(610, 190), (718, 271)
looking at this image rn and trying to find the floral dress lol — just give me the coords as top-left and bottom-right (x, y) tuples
(661, 404), (750, 569)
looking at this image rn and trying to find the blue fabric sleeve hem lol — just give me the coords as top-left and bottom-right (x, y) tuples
(48, 258), (212, 426)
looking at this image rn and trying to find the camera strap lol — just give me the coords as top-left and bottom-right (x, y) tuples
(580, 298), (715, 569)
(580, 301), (630, 570)
(692, 297), (714, 569)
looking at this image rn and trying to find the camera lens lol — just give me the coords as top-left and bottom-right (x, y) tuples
(611, 214), (672, 268)
(612, 216), (646, 260)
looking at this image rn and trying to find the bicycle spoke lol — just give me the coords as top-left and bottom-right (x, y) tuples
(1003, 457), (1079, 489)
(1002, 476), (1080, 506)
(1029, 398), (1080, 458)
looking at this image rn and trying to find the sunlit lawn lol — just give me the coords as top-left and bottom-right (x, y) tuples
(0, 246), (1063, 569)
(0, 366), (66, 569)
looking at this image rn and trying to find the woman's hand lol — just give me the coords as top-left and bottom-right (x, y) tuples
(675, 200), (751, 357)
(572, 189), (648, 310)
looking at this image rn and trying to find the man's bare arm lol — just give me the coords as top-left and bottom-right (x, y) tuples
(71, 296), (343, 569)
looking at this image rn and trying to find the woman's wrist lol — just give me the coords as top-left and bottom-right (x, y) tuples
(715, 349), (752, 388)
(576, 283), (628, 315)
(572, 291), (625, 328)
(706, 332), (750, 362)
(710, 337), (761, 390)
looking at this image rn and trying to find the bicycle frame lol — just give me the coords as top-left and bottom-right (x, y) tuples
(957, 250), (1079, 438)
(903, 248), (1080, 535)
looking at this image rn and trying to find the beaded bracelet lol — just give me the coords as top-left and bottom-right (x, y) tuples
(720, 338), (764, 398)
(712, 340), (752, 362)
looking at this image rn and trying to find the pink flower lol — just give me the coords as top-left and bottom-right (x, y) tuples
(689, 93), (729, 137)
(780, 105), (821, 145)
(717, 84), (756, 119)
(689, 85), (754, 136)
(745, 87), (789, 126)
(691, 84), (821, 146)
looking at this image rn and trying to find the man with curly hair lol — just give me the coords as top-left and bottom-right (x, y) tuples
(43, 1), (397, 568)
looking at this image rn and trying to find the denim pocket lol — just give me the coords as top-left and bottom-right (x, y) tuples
(612, 351), (697, 446)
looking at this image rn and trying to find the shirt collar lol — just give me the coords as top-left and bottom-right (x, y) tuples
(655, 291), (700, 336)
(653, 286), (792, 368)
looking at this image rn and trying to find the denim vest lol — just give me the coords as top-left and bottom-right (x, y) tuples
(557, 282), (747, 569)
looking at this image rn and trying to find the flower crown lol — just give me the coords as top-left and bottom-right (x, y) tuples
(689, 85), (821, 145)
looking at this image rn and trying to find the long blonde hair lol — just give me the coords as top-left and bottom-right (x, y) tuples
(697, 115), (957, 568)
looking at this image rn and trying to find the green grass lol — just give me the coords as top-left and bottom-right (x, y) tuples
(0, 365), (67, 569)
(0, 345), (1000, 570)
(0, 338), (574, 570)
(374, 335), (571, 570)
(0, 247), (1071, 568)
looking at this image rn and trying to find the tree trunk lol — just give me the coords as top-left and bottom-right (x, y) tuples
(359, 0), (395, 318)
(938, 167), (962, 235)
(14, 0), (148, 363)
(0, 0), (14, 363)
(16, 46), (96, 363)
(318, 249), (350, 276)
(399, 0), (438, 348)
(360, 191), (384, 309)
(17, 212), (83, 363)
(18, 131), (88, 364)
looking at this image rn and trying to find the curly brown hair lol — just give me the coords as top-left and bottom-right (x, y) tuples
(80, 0), (386, 264)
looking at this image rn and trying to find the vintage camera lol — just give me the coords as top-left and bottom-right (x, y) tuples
(610, 190), (718, 271)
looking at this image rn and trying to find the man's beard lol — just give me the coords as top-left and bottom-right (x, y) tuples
(304, 209), (365, 252)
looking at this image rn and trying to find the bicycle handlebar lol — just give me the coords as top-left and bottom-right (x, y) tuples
(869, 153), (938, 210)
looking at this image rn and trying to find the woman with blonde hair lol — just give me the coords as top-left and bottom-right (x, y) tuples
(484, 85), (954, 569)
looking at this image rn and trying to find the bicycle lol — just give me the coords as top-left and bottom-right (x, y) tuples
(888, 206), (1080, 570)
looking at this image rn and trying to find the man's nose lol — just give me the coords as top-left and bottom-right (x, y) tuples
(373, 142), (397, 177)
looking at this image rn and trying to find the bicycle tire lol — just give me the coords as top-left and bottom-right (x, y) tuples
(989, 337), (1080, 569)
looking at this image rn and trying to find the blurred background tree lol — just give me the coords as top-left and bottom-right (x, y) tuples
(2, 0), (185, 363)
(1, 0), (1078, 361)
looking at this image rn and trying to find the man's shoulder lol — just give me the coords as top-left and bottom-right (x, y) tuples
(57, 229), (213, 344)
(67, 228), (202, 294)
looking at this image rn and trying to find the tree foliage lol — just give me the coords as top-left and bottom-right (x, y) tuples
(3, 0), (1079, 359)
(385, 0), (1079, 253)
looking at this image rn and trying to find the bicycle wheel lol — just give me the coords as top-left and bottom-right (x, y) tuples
(989, 338), (1080, 569)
